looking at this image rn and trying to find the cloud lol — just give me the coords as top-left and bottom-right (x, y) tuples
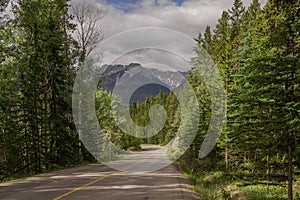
(89, 0), (267, 69)
(94, 27), (195, 71)
(98, 0), (263, 38)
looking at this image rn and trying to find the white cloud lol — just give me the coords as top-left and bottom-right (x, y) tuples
(94, 27), (195, 71)
(98, 0), (264, 39)
(89, 0), (267, 69)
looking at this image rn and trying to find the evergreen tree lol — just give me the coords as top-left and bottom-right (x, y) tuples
(228, 0), (245, 40)
(1, 0), (87, 176)
(230, 1), (299, 198)
(202, 26), (213, 55)
(227, 0), (263, 173)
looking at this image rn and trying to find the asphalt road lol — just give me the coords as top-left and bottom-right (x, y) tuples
(0, 145), (200, 200)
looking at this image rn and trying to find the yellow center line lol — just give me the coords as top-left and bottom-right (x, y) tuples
(53, 171), (119, 200)
(53, 154), (149, 200)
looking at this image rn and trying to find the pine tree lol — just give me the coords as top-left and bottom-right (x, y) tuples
(263, 1), (300, 198)
(1, 0), (27, 178)
(8, 0), (82, 173)
(230, 1), (300, 198)
(202, 26), (213, 55)
(227, 0), (263, 173)
(229, 0), (245, 40)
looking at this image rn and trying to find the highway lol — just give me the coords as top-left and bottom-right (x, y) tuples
(0, 145), (200, 200)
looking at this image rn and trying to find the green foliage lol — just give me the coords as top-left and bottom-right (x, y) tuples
(0, 0), (94, 180)
(181, 164), (296, 200)
(229, 0), (245, 39)
(178, 0), (300, 199)
(0, 0), (9, 12)
(243, 185), (287, 200)
(1, 3), (299, 200)
(95, 89), (141, 152)
(129, 91), (180, 145)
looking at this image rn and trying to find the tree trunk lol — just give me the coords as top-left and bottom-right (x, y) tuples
(288, 132), (293, 200)
(267, 154), (270, 192)
(225, 143), (229, 171)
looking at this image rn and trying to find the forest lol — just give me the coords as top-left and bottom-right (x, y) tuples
(0, 0), (300, 199)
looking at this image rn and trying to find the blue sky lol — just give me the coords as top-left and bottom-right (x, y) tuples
(99, 0), (263, 39)
(106, 0), (184, 7)
(106, 0), (184, 5)
(93, 0), (266, 68)
(106, 0), (140, 4)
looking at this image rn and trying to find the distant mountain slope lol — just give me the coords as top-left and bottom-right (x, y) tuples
(100, 63), (190, 103)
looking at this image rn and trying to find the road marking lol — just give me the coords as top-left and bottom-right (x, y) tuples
(53, 152), (152, 199)
(53, 171), (119, 200)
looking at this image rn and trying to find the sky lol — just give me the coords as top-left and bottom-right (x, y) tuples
(2, 0), (267, 70)
(106, 0), (185, 7)
(97, 0), (267, 38)
(89, 0), (267, 70)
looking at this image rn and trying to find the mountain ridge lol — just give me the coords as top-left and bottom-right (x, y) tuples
(100, 63), (190, 103)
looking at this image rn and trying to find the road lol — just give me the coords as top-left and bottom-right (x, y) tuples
(0, 145), (200, 200)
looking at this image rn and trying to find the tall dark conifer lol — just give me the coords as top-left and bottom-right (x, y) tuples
(229, 0), (245, 40)
(10, 0), (81, 173)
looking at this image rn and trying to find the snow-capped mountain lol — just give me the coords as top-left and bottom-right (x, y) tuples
(100, 63), (190, 103)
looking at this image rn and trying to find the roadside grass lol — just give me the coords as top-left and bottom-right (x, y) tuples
(179, 164), (300, 200)
(242, 185), (287, 200)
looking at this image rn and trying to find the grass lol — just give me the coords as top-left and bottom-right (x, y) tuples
(178, 163), (300, 200)
(180, 165), (235, 200)
(242, 185), (287, 200)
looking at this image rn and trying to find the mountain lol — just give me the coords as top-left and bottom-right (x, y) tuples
(99, 63), (190, 104)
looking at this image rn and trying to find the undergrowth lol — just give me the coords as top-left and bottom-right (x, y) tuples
(179, 163), (300, 200)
